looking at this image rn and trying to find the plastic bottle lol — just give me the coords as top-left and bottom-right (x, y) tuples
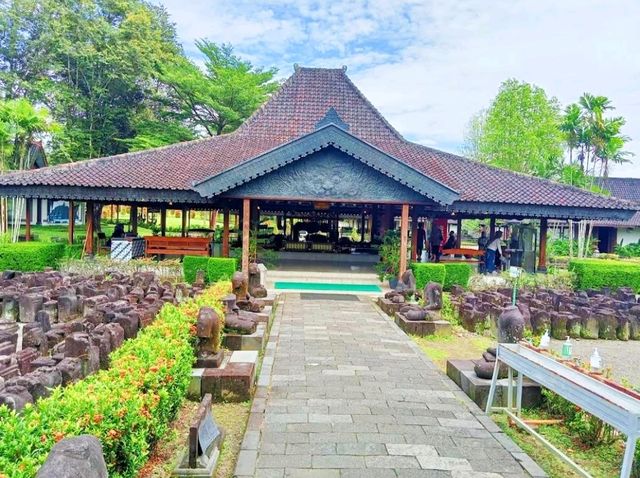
(561, 336), (572, 359)
(590, 348), (602, 373)
(539, 329), (550, 349)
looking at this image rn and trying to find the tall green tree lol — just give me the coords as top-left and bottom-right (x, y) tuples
(0, 0), (183, 163)
(155, 41), (279, 137)
(464, 79), (564, 178)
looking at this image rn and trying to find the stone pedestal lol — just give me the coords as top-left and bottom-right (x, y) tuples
(394, 313), (451, 337)
(447, 359), (542, 410)
(223, 324), (266, 351)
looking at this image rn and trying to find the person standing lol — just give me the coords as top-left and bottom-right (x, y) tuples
(429, 223), (443, 263)
(477, 225), (489, 273)
(416, 222), (426, 261)
(485, 231), (503, 274)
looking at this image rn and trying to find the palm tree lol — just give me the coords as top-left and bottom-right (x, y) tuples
(560, 103), (582, 167)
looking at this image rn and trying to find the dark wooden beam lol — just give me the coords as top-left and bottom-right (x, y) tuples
(160, 206), (167, 237)
(489, 217), (496, 239)
(411, 213), (418, 261)
(456, 218), (462, 248)
(130, 205), (138, 235)
(24, 199), (31, 241)
(242, 198), (251, 275)
(181, 207), (187, 237)
(399, 203), (409, 276)
(222, 208), (230, 257)
(85, 201), (94, 255)
(538, 218), (548, 273)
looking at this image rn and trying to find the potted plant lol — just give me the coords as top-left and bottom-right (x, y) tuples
(376, 230), (402, 288)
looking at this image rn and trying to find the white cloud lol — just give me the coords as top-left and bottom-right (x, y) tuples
(155, 0), (640, 177)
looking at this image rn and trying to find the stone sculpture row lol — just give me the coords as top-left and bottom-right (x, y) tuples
(0, 269), (200, 411)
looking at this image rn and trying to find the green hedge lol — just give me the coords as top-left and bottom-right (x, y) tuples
(568, 259), (640, 292)
(410, 263), (446, 290)
(0, 283), (229, 478)
(182, 256), (238, 284)
(0, 242), (67, 271)
(207, 257), (237, 283)
(443, 263), (472, 291)
(182, 256), (210, 283)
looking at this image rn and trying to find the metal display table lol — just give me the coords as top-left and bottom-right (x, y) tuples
(486, 343), (640, 478)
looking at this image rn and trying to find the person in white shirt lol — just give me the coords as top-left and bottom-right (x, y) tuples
(485, 231), (503, 274)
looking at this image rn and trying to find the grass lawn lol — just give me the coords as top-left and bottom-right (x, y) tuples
(410, 326), (494, 372)
(138, 399), (251, 478)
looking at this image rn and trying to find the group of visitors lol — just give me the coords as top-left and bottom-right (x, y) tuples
(415, 222), (505, 274)
(415, 222), (457, 263)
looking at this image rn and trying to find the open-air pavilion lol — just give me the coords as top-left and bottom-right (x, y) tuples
(0, 66), (635, 276)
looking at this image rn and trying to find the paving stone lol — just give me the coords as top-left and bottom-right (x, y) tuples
(244, 294), (534, 477)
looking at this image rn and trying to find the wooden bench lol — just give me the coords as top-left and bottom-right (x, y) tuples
(441, 248), (483, 264)
(144, 236), (211, 257)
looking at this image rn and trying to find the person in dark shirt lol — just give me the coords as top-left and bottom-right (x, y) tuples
(429, 224), (443, 262)
(416, 222), (426, 261)
(443, 231), (457, 250)
(477, 225), (489, 273)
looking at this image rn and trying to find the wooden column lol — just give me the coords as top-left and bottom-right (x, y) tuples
(181, 208), (187, 237)
(130, 205), (138, 235)
(538, 218), (548, 273)
(242, 198), (251, 275)
(399, 203), (409, 277)
(85, 201), (95, 255)
(68, 201), (75, 244)
(24, 199), (31, 241)
(160, 206), (167, 237)
(456, 218), (462, 248)
(222, 208), (230, 257)
(209, 210), (217, 229)
(489, 217), (496, 239)
(410, 214), (418, 261)
(116, 205), (120, 222)
(36, 199), (42, 225)
(360, 209), (366, 243)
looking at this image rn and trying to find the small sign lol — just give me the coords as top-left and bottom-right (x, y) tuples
(509, 266), (522, 278)
(198, 408), (220, 456)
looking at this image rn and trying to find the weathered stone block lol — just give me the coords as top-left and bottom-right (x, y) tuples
(36, 435), (108, 478)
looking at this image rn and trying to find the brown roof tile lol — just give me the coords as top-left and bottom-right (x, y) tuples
(0, 66), (634, 213)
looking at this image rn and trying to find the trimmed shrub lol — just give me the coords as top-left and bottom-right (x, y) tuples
(183, 255), (210, 283)
(0, 242), (66, 271)
(443, 263), (472, 291)
(0, 282), (231, 478)
(207, 257), (237, 283)
(410, 263), (446, 291)
(568, 259), (640, 292)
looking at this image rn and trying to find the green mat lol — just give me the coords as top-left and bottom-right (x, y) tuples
(274, 281), (381, 292)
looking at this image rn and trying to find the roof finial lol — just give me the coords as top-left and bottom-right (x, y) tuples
(294, 63), (300, 72)
(342, 65), (348, 72)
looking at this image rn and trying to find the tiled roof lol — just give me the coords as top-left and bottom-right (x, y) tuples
(594, 178), (640, 227)
(0, 66), (634, 215)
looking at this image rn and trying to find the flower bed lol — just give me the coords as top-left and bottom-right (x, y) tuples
(0, 281), (230, 478)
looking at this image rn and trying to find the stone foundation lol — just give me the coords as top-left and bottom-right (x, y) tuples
(394, 312), (451, 337)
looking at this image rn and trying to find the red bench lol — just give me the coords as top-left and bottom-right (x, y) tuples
(144, 236), (211, 257)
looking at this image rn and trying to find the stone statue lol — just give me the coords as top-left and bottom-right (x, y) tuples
(474, 306), (525, 379)
(423, 282), (442, 311)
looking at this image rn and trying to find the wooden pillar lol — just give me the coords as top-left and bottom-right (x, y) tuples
(68, 200), (75, 244)
(160, 206), (167, 237)
(85, 201), (94, 255)
(130, 205), (138, 235)
(538, 218), (548, 273)
(181, 208), (187, 237)
(489, 217), (496, 239)
(116, 205), (120, 222)
(411, 214), (418, 261)
(456, 218), (462, 248)
(110, 204), (114, 220)
(399, 203), (409, 277)
(24, 199), (31, 241)
(242, 198), (250, 275)
(36, 199), (42, 225)
(222, 208), (230, 257)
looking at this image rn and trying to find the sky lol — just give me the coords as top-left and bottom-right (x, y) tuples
(154, 0), (640, 178)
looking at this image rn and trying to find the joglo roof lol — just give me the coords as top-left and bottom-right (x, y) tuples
(0, 66), (636, 221)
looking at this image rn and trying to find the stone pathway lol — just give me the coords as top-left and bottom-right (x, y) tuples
(235, 294), (545, 478)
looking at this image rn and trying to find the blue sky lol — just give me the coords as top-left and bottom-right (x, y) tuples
(154, 0), (640, 177)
